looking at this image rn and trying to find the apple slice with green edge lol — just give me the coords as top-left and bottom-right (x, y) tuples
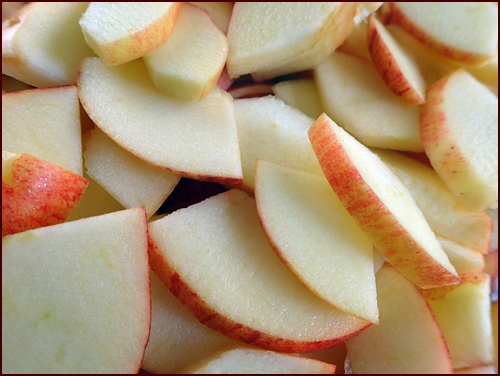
(77, 57), (242, 185)
(367, 14), (426, 105)
(2, 85), (83, 175)
(373, 147), (492, 253)
(254, 159), (378, 323)
(84, 128), (180, 219)
(233, 95), (323, 192)
(344, 264), (454, 374)
(2, 2), (95, 87)
(178, 347), (336, 374)
(421, 272), (494, 370)
(2, 151), (88, 237)
(2, 207), (150, 373)
(142, 270), (239, 374)
(420, 69), (498, 212)
(381, 2), (498, 67)
(313, 52), (423, 152)
(308, 113), (459, 289)
(272, 78), (324, 120)
(79, 2), (182, 66)
(148, 189), (371, 353)
(143, 3), (228, 100)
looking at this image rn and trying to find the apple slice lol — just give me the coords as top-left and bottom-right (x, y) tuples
(2, 151), (88, 237)
(420, 69), (498, 212)
(226, 2), (355, 79)
(79, 2), (182, 66)
(373, 147), (493, 253)
(254, 160), (378, 323)
(381, 2), (498, 66)
(367, 15), (426, 105)
(84, 128), (180, 219)
(2, 207), (150, 373)
(313, 52), (423, 152)
(142, 270), (239, 374)
(308, 114), (459, 289)
(437, 236), (485, 275)
(337, 18), (371, 61)
(2, 2), (95, 87)
(345, 264), (453, 374)
(179, 347), (336, 374)
(148, 189), (371, 353)
(227, 82), (274, 100)
(233, 95), (323, 191)
(2, 85), (83, 175)
(77, 57), (242, 185)
(189, 2), (233, 34)
(272, 78), (324, 120)
(143, 3), (228, 100)
(421, 272), (494, 370)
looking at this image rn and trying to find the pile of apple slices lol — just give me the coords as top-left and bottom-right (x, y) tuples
(2, 2), (498, 374)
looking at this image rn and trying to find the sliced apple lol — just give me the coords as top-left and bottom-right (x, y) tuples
(2, 151), (88, 237)
(314, 52), (423, 152)
(437, 236), (485, 275)
(373, 147), (493, 253)
(337, 18), (371, 61)
(233, 95), (323, 191)
(148, 189), (371, 353)
(143, 3), (228, 100)
(2, 207), (150, 373)
(367, 15), (426, 105)
(272, 78), (324, 119)
(2, 85), (83, 175)
(422, 272), (494, 370)
(227, 82), (274, 100)
(420, 69), (498, 212)
(77, 57), (242, 185)
(179, 347), (336, 374)
(381, 2), (498, 66)
(142, 270), (239, 374)
(2, 2), (95, 87)
(84, 128), (180, 219)
(308, 114), (459, 289)
(345, 264), (454, 374)
(79, 2), (181, 66)
(189, 2), (233, 34)
(226, 2), (355, 79)
(304, 343), (347, 375)
(254, 160), (378, 323)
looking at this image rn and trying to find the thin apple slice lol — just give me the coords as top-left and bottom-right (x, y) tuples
(84, 128), (180, 218)
(142, 270), (239, 374)
(367, 15), (426, 105)
(337, 18), (371, 61)
(2, 2), (95, 87)
(79, 2), (182, 66)
(148, 189), (371, 353)
(189, 2), (233, 34)
(314, 52), (423, 152)
(420, 69), (498, 212)
(381, 2), (498, 66)
(77, 57), (242, 185)
(2, 151), (88, 237)
(308, 114), (459, 289)
(373, 147), (492, 253)
(143, 3), (228, 100)
(422, 272), (494, 370)
(437, 236), (485, 275)
(254, 160), (378, 323)
(2, 85), (83, 175)
(2, 207), (150, 373)
(226, 3), (355, 79)
(345, 264), (453, 374)
(272, 78), (324, 120)
(233, 96), (323, 191)
(179, 347), (336, 374)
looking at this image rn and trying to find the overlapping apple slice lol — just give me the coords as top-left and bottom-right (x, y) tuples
(254, 159), (378, 323)
(2, 207), (150, 373)
(77, 57), (242, 185)
(308, 114), (459, 289)
(148, 189), (371, 353)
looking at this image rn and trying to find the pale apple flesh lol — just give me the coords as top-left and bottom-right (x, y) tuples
(2, 151), (88, 237)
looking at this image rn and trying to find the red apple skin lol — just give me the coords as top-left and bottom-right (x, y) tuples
(148, 241), (371, 354)
(2, 154), (88, 237)
(308, 114), (460, 289)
